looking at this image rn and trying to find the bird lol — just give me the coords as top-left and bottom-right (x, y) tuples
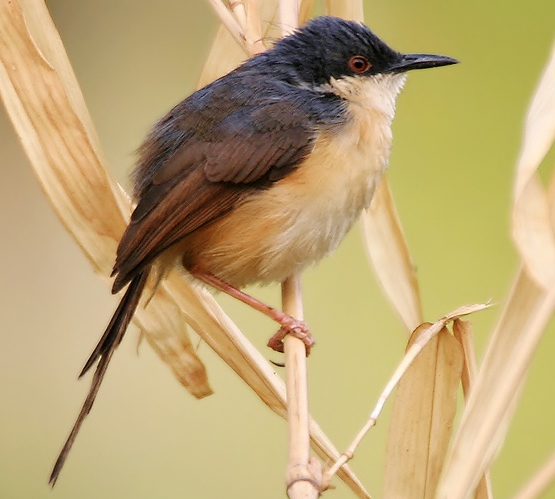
(49, 16), (457, 484)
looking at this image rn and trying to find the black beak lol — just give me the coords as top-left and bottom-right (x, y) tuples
(391, 53), (459, 73)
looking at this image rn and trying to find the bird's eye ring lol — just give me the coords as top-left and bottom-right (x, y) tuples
(348, 55), (371, 74)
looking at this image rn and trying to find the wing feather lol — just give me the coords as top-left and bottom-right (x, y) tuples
(112, 93), (318, 293)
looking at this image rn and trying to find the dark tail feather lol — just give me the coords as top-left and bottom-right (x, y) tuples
(49, 271), (149, 486)
(79, 270), (148, 378)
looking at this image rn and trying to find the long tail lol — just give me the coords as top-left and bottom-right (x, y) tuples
(49, 270), (149, 486)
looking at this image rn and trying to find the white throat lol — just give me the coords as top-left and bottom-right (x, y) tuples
(326, 73), (406, 122)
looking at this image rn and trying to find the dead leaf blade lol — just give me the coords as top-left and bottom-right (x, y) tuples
(438, 269), (555, 498)
(383, 326), (463, 499)
(362, 176), (423, 333)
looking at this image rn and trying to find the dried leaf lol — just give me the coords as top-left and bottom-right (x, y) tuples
(439, 40), (555, 499)
(442, 302), (491, 322)
(362, 177), (423, 332)
(513, 175), (555, 289)
(368, 303), (488, 426)
(438, 269), (555, 499)
(452, 320), (493, 499)
(0, 0), (212, 398)
(383, 325), (463, 499)
(324, 304), (488, 491)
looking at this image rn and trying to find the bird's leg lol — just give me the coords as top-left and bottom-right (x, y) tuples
(188, 266), (315, 354)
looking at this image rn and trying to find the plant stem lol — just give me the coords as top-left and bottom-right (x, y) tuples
(282, 275), (320, 498)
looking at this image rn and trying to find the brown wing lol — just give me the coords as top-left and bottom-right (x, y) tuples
(111, 98), (317, 293)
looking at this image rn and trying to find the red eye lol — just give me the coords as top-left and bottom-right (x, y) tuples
(348, 55), (371, 74)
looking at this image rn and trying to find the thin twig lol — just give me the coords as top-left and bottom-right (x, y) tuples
(244, 0), (266, 54)
(229, 0), (248, 29)
(206, 0), (248, 53)
(325, 321), (446, 481)
(324, 303), (490, 483)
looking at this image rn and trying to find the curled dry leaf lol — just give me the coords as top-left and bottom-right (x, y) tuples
(442, 302), (491, 322)
(513, 176), (555, 290)
(513, 41), (555, 290)
(369, 303), (488, 426)
(452, 320), (493, 499)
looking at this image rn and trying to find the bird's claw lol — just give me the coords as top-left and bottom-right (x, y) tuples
(267, 317), (314, 355)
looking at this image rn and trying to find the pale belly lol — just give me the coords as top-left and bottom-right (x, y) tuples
(181, 116), (393, 287)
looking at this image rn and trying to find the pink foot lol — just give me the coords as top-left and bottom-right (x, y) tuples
(267, 316), (315, 355)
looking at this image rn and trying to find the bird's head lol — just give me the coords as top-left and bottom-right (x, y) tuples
(266, 17), (457, 109)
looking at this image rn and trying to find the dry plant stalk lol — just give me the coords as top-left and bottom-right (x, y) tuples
(206, 0), (248, 52)
(0, 0), (369, 496)
(513, 450), (555, 499)
(282, 276), (321, 498)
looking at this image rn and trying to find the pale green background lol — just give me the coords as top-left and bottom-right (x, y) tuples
(1, 1), (555, 498)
